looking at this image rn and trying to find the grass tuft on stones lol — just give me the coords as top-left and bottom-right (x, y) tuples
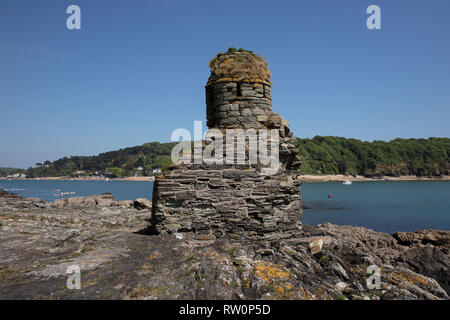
(209, 49), (271, 83)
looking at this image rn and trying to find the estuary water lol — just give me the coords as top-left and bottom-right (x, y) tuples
(0, 180), (154, 203)
(1, 179), (449, 234)
(301, 181), (450, 233)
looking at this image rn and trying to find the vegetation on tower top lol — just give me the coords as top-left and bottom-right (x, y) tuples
(208, 48), (271, 84)
(226, 47), (254, 54)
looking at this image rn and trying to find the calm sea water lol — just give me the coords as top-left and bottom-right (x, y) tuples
(302, 181), (450, 233)
(1, 180), (449, 233)
(0, 180), (154, 203)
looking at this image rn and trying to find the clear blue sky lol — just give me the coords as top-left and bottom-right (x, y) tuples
(1, 0), (449, 168)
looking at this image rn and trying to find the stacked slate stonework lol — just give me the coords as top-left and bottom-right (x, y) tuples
(151, 51), (302, 240)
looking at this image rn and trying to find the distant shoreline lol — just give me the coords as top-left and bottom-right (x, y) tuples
(0, 176), (155, 182)
(299, 174), (450, 182)
(1, 175), (449, 182)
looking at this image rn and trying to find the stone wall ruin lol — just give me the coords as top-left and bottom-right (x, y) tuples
(151, 50), (302, 240)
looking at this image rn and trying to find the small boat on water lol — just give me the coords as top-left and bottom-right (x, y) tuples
(53, 191), (76, 197)
(61, 192), (76, 196)
(343, 180), (352, 185)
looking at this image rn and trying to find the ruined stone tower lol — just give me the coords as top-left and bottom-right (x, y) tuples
(151, 50), (302, 240)
(205, 51), (273, 130)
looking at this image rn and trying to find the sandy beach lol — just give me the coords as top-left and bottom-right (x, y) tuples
(299, 174), (450, 182)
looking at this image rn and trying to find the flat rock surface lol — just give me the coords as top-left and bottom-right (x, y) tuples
(0, 191), (448, 300)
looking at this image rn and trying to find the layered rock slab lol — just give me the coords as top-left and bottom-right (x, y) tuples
(151, 164), (302, 240)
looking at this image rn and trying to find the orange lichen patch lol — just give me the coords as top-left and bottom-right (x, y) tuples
(280, 246), (296, 257)
(268, 113), (282, 120)
(211, 77), (232, 83)
(389, 271), (428, 285)
(275, 285), (284, 295)
(148, 253), (161, 260)
(194, 234), (216, 240)
(381, 283), (390, 289)
(201, 249), (221, 261)
(298, 287), (314, 300)
(207, 78), (271, 86)
(316, 288), (328, 300)
(246, 79), (270, 85)
(271, 283), (297, 300)
(129, 286), (153, 298)
(254, 261), (290, 283)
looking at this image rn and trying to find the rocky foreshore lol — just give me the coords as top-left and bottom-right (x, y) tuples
(0, 190), (448, 300)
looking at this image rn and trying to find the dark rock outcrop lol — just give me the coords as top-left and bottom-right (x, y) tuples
(0, 189), (22, 198)
(51, 193), (116, 208)
(304, 223), (450, 296)
(392, 230), (450, 246)
(134, 198), (152, 210)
